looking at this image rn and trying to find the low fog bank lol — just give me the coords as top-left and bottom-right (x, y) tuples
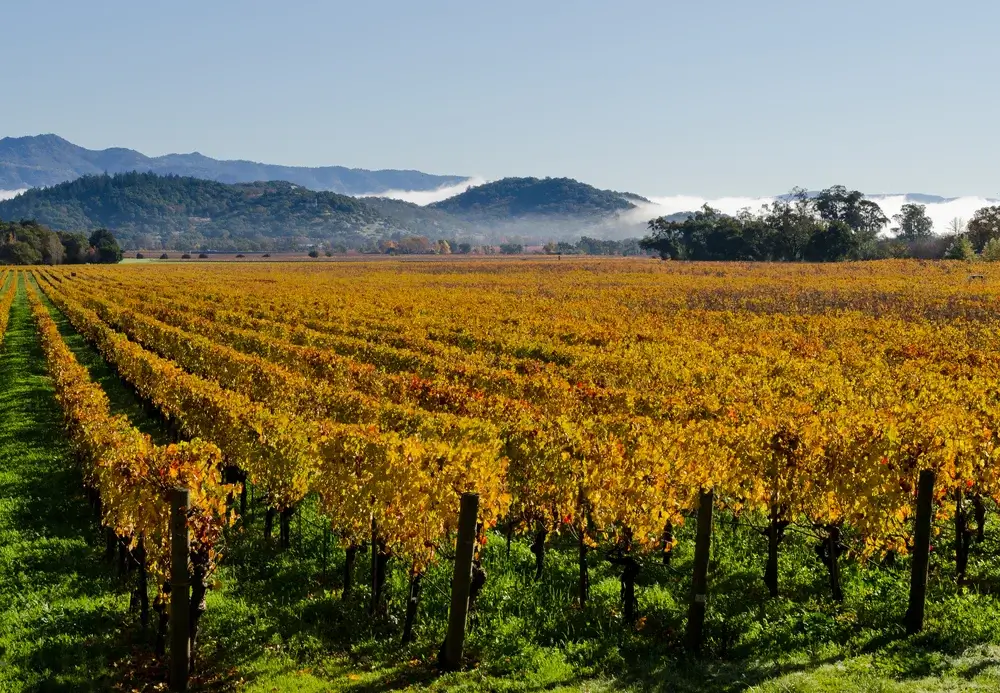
(0, 189), (26, 201)
(361, 177), (486, 205)
(455, 215), (649, 245)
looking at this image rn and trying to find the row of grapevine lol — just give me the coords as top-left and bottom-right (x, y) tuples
(0, 270), (13, 337)
(34, 273), (508, 575)
(24, 278), (232, 657)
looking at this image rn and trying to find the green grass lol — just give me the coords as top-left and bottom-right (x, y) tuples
(8, 274), (1000, 691)
(0, 278), (133, 692)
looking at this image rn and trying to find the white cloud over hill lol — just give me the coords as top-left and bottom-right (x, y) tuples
(361, 177), (486, 205)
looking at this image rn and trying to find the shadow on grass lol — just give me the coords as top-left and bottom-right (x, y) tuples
(186, 501), (1000, 692)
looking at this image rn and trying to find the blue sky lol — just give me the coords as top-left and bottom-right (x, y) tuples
(4, 1), (1000, 197)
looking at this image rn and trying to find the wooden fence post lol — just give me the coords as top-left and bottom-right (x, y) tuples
(441, 493), (480, 670)
(686, 488), (714, 653)
(906, 469), (935, 634)
(371, 518), (378, 612)
(369, 518), (389, 616)
(170, 488), (190, 691)
(321, 526), (329, 582)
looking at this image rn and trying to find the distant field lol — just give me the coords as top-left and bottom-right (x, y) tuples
(131, 251), (623, 262)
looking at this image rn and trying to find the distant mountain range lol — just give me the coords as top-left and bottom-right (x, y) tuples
(0, 134), (466, 195)
(773, 190), (963, 204)
(0, 172), (644, 251)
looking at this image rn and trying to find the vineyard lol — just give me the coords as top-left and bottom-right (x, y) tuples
(6, 258), (1000, 691)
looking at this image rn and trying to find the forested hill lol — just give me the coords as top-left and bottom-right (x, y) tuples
(0, 173), (655, 250)
(0, 173), (398, 251)
(429, 177), (638, 220)
(358, 196), (476, 237)
(0, 134), (466, 194)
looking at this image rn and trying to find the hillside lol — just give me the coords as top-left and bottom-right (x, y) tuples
(0, 171), (659, 249)
(359, 196), (477, 238)
(0, 172), (400, 251)
(0, 134), (467, 195)
(429, 177), (637, 221)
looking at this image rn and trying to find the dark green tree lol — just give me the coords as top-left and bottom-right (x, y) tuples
(41, 232), (65, 265)
(966, 206), (1000, 252)
(2, 240), (42, 265)
(759, 191), (818, 261)
(814, 186), (887, 232)
(88, 228), (123, 263)
(58, 232), (90, 263)
(944, 235), (975, 260)
(803, 220), (856, 262)
(891, 203), (933, 240)
(641, 206), (721, 259)
(813, 186), (888, 254)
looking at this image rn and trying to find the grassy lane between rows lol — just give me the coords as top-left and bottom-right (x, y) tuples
(0, 277), (132, 692)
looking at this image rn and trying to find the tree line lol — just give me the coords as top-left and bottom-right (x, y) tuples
(640, 185), (1000, 262)
(0, 221), (123, 265)
(369, 235), (649, 256)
